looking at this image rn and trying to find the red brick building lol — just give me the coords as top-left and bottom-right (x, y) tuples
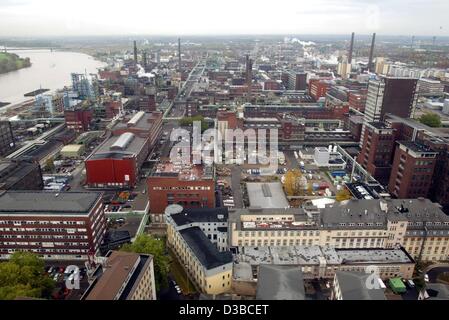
(388, 141), (437, 199)
(309, 79), (331, 101)
(348, 90), (367, 112)
(85, 111), (162, 188)
(147, 164), (215, 221)
(64, 108), (93, 133)
(104, 100), (123, 119)
(357, 122), (397, 185)
(0, 191), (106, 261)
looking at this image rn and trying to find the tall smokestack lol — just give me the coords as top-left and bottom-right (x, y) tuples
(143, 50), (147, 70)
(246, 55), (253, 101)
(368, 33), (376, 72)
(178, 38), (182, 72)
(348, 32), (355, 64)
(133, 40), (138, 63)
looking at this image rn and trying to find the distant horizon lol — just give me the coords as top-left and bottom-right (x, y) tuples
(1, 0), (448, 38)
(1, 33), (449, 41)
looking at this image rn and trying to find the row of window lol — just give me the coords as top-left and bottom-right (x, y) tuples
(0, 220), (85, 225)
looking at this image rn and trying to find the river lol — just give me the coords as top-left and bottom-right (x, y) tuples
(0, 49), (106, 106)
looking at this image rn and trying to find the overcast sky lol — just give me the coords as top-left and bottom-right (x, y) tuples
(0, 0), (448, 37)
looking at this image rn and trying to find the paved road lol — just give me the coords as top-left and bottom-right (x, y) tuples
(284, 150), (299, 170)
(427, 266), (449, 283)
(70, 162), (86, 191)
(230, 166), (243, 208)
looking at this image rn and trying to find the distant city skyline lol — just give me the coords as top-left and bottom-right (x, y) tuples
(0, 0), (448, 37)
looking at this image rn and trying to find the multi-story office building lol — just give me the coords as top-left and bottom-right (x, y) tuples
(0, 191), (106, 260)
(147, 163), (215, 220)
(417, 78), (445, 97)
(82, 251), (156, 300)
(309, 79), (331, 101)
(364, 77), (418, 124)
(0, 121), (15, 157)
(388, 141), (437, 199)
(229, 198), (449, 262)
(165, 205), (232, 295)
(357, 122), (397, 185)
(361, 76), (418, 146)
(287, 71), (307, 91)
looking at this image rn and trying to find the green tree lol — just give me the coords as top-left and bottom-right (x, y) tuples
(179, 115), (208, 132)
(45, 158), (55, 172)
(121, 234), (169, 291)
(419, 113), (441, 127)
(0, 252), (55, 300)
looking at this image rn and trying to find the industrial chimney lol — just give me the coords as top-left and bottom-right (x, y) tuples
(133, 40), (138, 63)
(368, 33), (376, 72)
(348, 32), (355, 64)
(178, 38), (182, 72)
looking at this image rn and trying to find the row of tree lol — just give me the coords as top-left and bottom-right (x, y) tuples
(0, 252), (55, 300)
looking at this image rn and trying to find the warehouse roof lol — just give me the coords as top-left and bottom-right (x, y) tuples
(0, 191), (102, 214)
(256, 265), (305, 300)
(246, 182), (289, 209)
(335, 271), (386, 300)
(89, 133), (147, 160)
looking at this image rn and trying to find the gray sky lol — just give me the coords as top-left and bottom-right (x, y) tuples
(0, 0), (448, 37)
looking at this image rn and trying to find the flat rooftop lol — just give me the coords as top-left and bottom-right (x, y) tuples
(90, 132), (147, 160)
(151, 162), (213, 180)
(0, 160), (40, 189)
(84, 251), (151, 300)
(246, 182), (289, 209)
(398, 141), (438, 154)
(170, 207), (228, 227)
(180, 227), (232, 270)
(235, 246), (414, 267)
(367, 122), (392, 130)
(111, 111), (161, 132)
(0, 191), (101, 214)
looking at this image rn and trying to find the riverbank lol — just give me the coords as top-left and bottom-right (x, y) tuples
(0, 49), (106, 107)
(0, 52), (31, 74)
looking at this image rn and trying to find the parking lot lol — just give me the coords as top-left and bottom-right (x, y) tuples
(44, 263), (89, 300)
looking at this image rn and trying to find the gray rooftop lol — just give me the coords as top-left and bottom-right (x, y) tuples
(0, 191), (102, 214)
(246, 182), (289, 209)
(335, 271), (386, 300)
(256, 265), (305, 300)
(89, 133), (147, 160)
(180, 227), (232, 270)
(236, 246), (414, 267)
(320, 198), (449, 228)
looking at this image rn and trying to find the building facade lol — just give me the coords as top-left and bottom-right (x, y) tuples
(147, 163), (215, 219)
(0, 121), (15, 157)
(0, 191), (106, 260)
(82, 251), (156, 300)
(165, 205), (233, 295)
(229, 199), (449, 262)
